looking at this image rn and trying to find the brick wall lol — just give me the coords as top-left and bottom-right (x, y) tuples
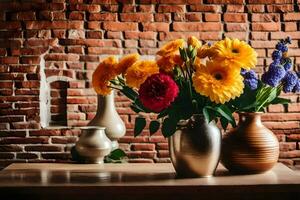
(0, 0), (300, 168)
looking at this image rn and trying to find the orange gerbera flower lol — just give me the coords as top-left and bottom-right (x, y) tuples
(157, 39), (185, 57)
(92, 56), (118, 95)
(115, 53), (140, 74)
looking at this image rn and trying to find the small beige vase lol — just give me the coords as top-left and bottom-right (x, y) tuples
(75, 126), (112, 164)
(88, 92), (126, 150)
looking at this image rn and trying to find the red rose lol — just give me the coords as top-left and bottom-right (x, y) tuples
(139, 73), (179, 112)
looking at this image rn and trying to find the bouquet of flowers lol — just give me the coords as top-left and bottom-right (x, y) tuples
(231, 37), (299, 112)
(92, 37), (258, 137)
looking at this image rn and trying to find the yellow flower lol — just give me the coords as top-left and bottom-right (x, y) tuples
(157, 39), (185, 57)
(187, 36), (202, 49)
(211, 38), (257, 70)
(192, 60), (244, 104)
(115, 53), (140, 74)
(92, 56), (118, 95)
(125, 60), (159, 88)
(157, 54), (183, 72)
(197, 43), (215, 59)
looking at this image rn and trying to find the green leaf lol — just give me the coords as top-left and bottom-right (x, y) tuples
(149, 120), (160, 135)
(134, 117), (146, 137)
(179, 48), (187, 61)
(108, 149), (127, 160)
(104, 148), (128, 163)
(270, 97), (291, 105)
(161, 117), (177, 138)
(121, 86), (138, 101)
(220, 117), (229, 130)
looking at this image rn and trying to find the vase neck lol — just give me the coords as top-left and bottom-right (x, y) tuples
(238, 112), (262, 126)
(96, 92), (115, 115)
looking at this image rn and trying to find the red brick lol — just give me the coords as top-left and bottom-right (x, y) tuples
(103, 22), (138, 31)
(69, 12), (85, 20)
(284, 22), (297, 31)
(41, 153), (71, 160)
(226, 5), (244, 12)
(252, 13), (280, 22)
(0, 137), (49, 144)
(157, 5), (185, 13)
(159, 0), (187, 3)
(189, 5), (221, 12)
(0, 21), (21, 29)
(0, 153), (14, 159)
(252, 23), (280, 31)
(24, 145), (63, 152)
(45, 54), (79, 61)
(122, 5), (135, 12)
(206, 0), (244, 3)
(51, 137), (77, 144)
(87, 31), (103, 39)
(142, 22), (169, 31)
(70, 4), (100, 12)
(0, 39), (22, 48)
(250, 32), (268, 40)
(120, 13), (153, 22)
(20, 56), (40, 64)
(204, 13), (220, 22)
(0, 57), (19, 64)
(131, 143), (155, 151)
(280, 150), (300, 159)
(288, 103), (300, 112)
(124, 40), (138, 48)
(224, 32), (247, 40)
(89, 13), (117, 21)
(224, 13), (247, 22)
(137, 5), (154, 12)
(284, 13), (300, 21)
(267, 4), (294, 13)
(0, 145), (23, 152)
(247, 5), (265, 13)
(124, 31), (156, 40)
(280, 142), (296, 151)
(25, 38), (58, 47)
(12, 11), (36, 20)
(271, 32), (300, 40)
(139, 40), (156, 48)
(17, 153), (39, 159)
(154, 13), (171, 22)
(264, 121), (300, 130)
(26, 21), (83, 29)
(226, 23), (247, 31)
(173, 22), (222, 31)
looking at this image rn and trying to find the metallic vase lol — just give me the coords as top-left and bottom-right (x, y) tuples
(75, 126), (112, 164)
(168, 114), (221, 178)
(88, 92), (126, 150)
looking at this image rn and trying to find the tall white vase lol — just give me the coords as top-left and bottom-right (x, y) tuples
(88, 92), (126, 150)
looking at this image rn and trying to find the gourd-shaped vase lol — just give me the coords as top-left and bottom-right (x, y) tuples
(88, 92), (126, 150)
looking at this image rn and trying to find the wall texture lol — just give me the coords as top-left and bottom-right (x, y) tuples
(0, 0), (299, 168)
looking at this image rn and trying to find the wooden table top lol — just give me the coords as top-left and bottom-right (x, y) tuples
(1, 163), (300, 200)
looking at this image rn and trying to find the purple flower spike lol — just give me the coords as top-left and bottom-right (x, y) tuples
(283, 71), (298, 93)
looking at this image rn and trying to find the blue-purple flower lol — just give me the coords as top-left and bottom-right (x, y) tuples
(283, 71), (298, 93)
(283, 58), (292, 71)
(272, 50), (282, 60)
(275, 42), (288, 53)
(241, 70), (258, 90)
(293, 80), (300, 93)
(262, 64), (286, 87)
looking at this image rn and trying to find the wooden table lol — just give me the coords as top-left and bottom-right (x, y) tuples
(0, 163), (300, 200)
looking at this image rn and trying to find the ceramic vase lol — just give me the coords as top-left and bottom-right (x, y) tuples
(88, 92), (126, 150)
(168, 114), (221, 178)
(75, 126), (112, 164)
(221, 112), (279, 174)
